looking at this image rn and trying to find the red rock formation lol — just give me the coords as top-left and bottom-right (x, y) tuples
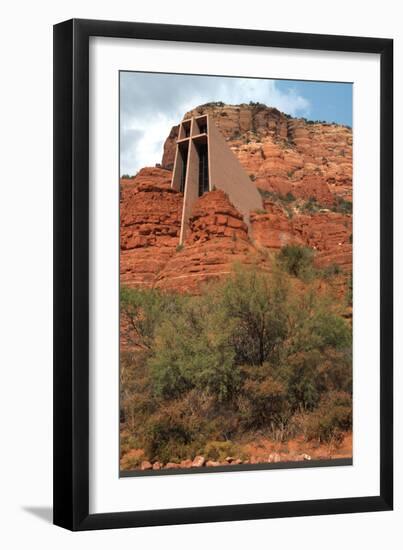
(161, 104), (352, 205)
(161, 125), (180, 171)
(155, 190), (268, 294)
(250, 201), (302, 250)
(187, 189), (249, 243)
(250, 201), (352, 271)
(120, 104), (352, 295)
(292, 213), (352, 271)
(120, 167), (183, 288)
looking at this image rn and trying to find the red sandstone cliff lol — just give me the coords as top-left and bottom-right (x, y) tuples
(155, 190), (269, 293)
(162, 103), (352, 205)
(251, 200), (352, 271)
(120, 103), (352, 295)
(120, 167), (183, 289)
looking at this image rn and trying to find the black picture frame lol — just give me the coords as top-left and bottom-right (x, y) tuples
(53, 18), (393, 531)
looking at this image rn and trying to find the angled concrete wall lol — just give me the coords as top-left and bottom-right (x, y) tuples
(207, 116), (263, 227)
(171, 114), (263, 243)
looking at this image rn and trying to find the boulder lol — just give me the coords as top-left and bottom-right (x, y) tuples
(268, 452), (281, 463)
(180, 459), (193, 469)
(192, 455), (205, 468)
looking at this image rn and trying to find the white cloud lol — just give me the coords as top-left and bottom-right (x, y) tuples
(120, 73), (311, 175)
(217, 79), (310, 116)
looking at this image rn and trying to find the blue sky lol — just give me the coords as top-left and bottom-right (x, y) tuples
(276, 79), (352, 127)
(120, 72), (352, 175)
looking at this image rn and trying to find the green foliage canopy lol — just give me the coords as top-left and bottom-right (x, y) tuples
(120, 261), (352, 463)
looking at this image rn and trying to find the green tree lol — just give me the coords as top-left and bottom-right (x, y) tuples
(149, 297), (238, 401)
(217, 265), (288, 365)
(282, 350), (322, 412)
(120, 286), (183, 349)
(285, 288), (351, 355)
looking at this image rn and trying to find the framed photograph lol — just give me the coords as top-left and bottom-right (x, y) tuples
(53, 19), (393, 530)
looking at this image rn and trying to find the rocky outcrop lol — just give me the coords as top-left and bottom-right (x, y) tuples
(186, 189), (249, 244)
(120, 175), (352, 295)
(161, 125), (179, 171)
(250, 201), (302, 249)
(155, 190), (268, 294)
(161, 103), (352, 205)
(120, 167), (183, 288)
(292, 213), (352, 270)
(251, 200), (352, 271)
(120, 103), (352, 294)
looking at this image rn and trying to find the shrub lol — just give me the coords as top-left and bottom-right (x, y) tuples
(277, 244), (315, 279)
(320, 263), (342, 278)
(120, 450), (145, 470)
(284, 191), (296, 202)
(313, 312), (351, 350)
(248, 101), (267, 109)
(144, 409), (197, 462)
(346, 274), (353, 306)
(120, 433), (142, 458)
(142, 390), (217, 462)
(120, 350), (155, 432)
(238, 364), (289, 431)
(283, 351), (322, 412)
(257, 188), (276, 199)
(332, 197), (352, 214)
(257, 189), (295, 206)
(120, 286), (183, 349)
(200, 101), (224, 108)
(120, 265), (352, 466)
(285, 290), (352, 354)
(203, 440), (239, 461)
(316, 349), (352, 395)
(149, 297), (239, 400)
(302, 196), (321, 213)
(305, 391), (352, 442)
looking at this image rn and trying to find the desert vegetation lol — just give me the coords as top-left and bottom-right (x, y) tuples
(120, 252), (352, 470)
